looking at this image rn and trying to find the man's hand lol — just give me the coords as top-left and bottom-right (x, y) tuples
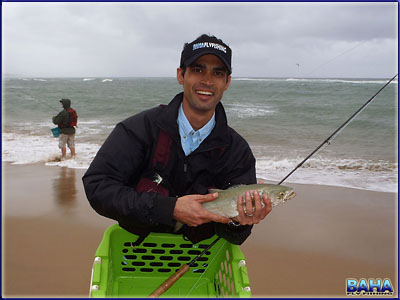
(173, 193), (230, 227)
(233, 190), (272, 225)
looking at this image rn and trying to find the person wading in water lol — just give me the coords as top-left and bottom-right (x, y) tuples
(52, 98), (77, 158)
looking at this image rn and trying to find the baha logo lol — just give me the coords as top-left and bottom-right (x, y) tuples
(346, 278), (394, 296)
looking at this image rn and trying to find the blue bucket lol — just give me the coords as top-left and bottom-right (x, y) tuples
(51, 127), (60, 138)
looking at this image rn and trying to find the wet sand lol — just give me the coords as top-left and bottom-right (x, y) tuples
(2, 163), (398, 297)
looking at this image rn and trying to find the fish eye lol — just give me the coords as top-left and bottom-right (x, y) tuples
(279, 192), (285, 197)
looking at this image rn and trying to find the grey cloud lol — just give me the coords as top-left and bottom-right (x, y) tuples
(3, 2), (397, 78)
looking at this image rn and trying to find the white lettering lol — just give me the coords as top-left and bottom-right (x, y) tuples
(192, 42), (227, 53)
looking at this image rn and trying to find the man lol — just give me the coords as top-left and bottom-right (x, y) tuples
(82, 34), (271, 245)
(52, 98), (76, 158)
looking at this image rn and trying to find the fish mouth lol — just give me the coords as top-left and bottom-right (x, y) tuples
(286, 191), (296, 200)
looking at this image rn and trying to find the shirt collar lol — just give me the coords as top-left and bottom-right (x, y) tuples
(177, 103), (216, 140)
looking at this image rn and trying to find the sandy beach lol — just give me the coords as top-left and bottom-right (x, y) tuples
(2, 162), (398, 298)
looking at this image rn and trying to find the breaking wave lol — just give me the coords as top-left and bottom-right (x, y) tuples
(3, 131), (397, 193)
(285, 78), (398, 84)
(232, 77), (398, 85)
(2, 132), (100, 169)
(255, 156), (398, 193)
(224, 103), (275, 118)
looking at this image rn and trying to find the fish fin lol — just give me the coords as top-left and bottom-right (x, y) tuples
(209, 185), (244, 193)
(174, 222), (184, 232)
(226, 184), (244, 190)
(208, 188), (223, 193)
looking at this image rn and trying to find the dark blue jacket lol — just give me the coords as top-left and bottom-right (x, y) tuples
(82, 93), (256, 244)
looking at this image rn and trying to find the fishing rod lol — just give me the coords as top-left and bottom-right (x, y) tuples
(147, 73), (397, 298)
(148, 236), (221, 298)
(19, 90), (61, 112)
(260, 40), (368, 107)
(278, 73), (398, 185)
(36, 98), (60, 112)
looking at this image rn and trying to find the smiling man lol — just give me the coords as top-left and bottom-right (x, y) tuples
(178, 54), (230, 128)
(83, 34), (272, 246)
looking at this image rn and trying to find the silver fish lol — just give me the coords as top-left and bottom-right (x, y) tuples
(173, 184), (295, 232)
(203, 184), (296, 218)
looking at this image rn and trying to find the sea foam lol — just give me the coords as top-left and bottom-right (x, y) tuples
(3, 131), (396, 193)
(2, 132), (100, 169)
(256, 156), (398, 193)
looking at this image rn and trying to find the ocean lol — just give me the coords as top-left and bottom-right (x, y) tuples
(2, 76), (398, 193)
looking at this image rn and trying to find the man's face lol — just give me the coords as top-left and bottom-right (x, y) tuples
(177, 54), (231, 117)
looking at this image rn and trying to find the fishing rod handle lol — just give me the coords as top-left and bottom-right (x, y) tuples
(148, 264), (190, 298)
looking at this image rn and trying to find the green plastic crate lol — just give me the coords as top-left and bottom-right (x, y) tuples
(90, 224), (251, 298)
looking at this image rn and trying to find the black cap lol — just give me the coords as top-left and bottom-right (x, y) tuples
(180, 34), (232, 74)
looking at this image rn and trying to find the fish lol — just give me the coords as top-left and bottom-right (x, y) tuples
(173, 183), (295, 232)
(203, 184), (296, 218)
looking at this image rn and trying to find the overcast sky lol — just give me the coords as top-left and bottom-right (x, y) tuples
(2, 2), (398, 78)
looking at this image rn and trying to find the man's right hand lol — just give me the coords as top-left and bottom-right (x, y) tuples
(173, 193), (230, 227)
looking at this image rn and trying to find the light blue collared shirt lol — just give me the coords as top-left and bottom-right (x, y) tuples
(177, 103), (216, 156)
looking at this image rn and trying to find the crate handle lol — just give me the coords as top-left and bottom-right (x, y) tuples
(92, 257), (102, 283)
(89, 257), (103, 297)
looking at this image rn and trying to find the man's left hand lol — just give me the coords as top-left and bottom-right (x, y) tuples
(233, 190), (272, 225)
